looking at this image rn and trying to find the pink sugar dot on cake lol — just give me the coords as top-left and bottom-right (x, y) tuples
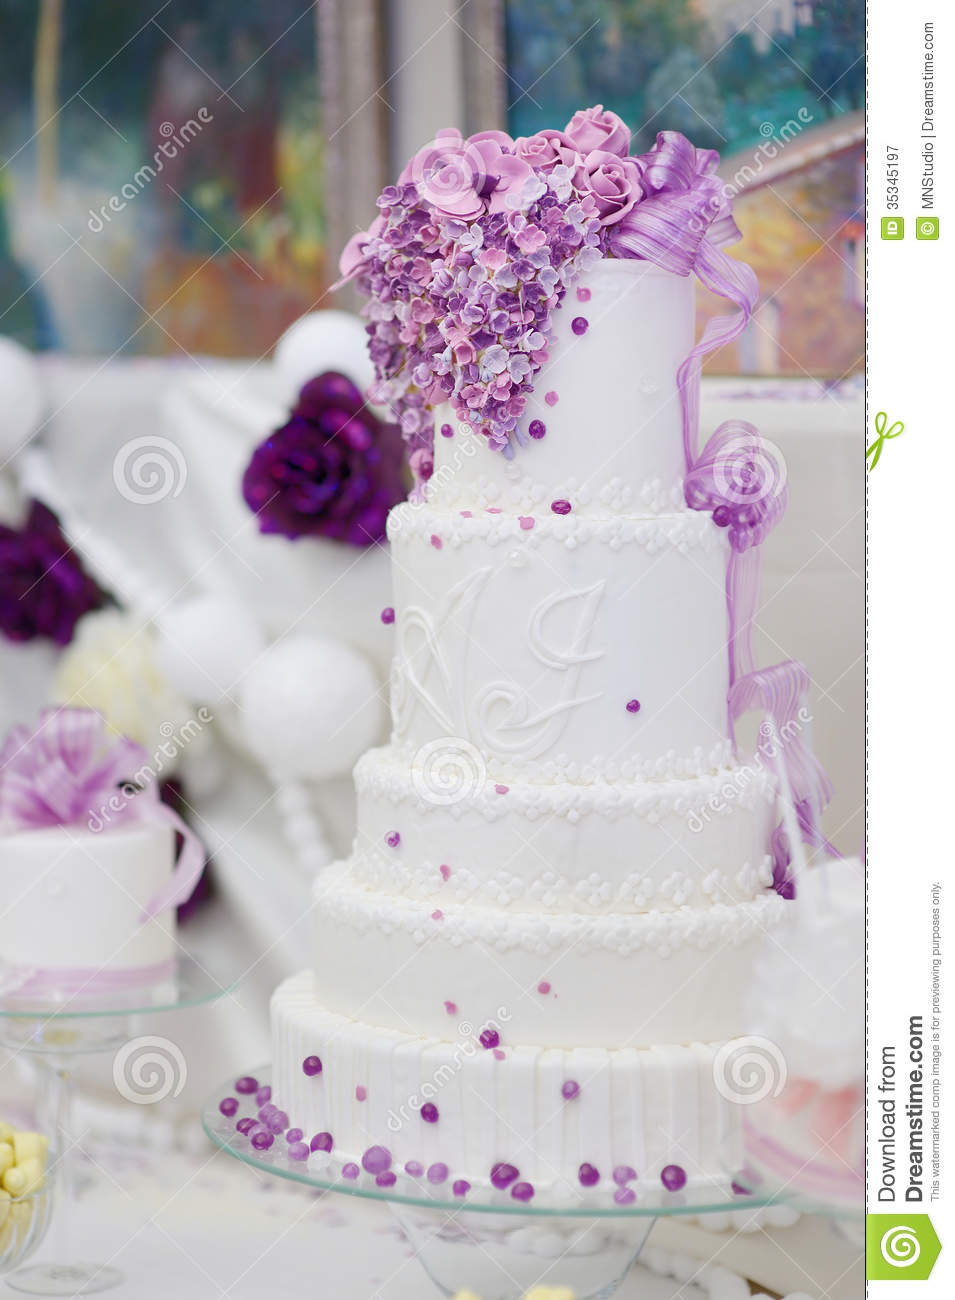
(626, 699), (641, 714)
(444, 1000), (457, 1015)
(431, 909), (444, 921)
(386, 831), (401, 848)
(537, 981), (551, 995)
(492, 1048), (506, 1060)
(430, 534), (442, 549)
(355, 1085), (367, 1102)
(519, 516), (535, 530)
(550, 499), (572, 515)
(486, 507), (502, 513)
(494, 784), (509, 795)
(576, 286), (591, 302)
(439, 864), (451, 881)
(544, 391), (559, 406)
(561, 1079), (580, 1100)
(460, 510), (472, 517)
(380, 606), (395, 625)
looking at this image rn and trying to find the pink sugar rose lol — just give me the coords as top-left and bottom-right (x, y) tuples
(468, 134), (535, 213)
(573, 150), (644, 225)
(513, 129), (579, 171)
(564, 105), (630, 157)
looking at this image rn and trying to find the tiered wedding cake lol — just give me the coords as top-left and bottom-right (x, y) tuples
(269, 109), (817, 1200)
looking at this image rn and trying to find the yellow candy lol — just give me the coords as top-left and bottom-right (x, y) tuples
(0, 1122), (14, 1143)
(12, 1131), (48, 1167)
(0, 1188), (10, 1228)
(0, 1143), (13, 1177)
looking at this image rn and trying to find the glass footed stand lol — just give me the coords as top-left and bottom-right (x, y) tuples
(203, 1067), (794, 1300)
(0, 957), (235, 1296)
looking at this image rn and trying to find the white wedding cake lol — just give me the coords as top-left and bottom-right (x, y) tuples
(266, 110), (817, 1202)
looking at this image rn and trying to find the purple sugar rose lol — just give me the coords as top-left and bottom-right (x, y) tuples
(0, 500), (104, 646)
(242, 371), (404, 547)
(564, 105), (630, 156)
(574, 150), (644, 225)
(513, 129), (578, 171)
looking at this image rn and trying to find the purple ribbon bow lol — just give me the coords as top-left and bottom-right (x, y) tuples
(0, 708), (204, 919)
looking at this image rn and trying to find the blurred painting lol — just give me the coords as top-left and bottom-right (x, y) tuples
(0, 0), (326, 357)
(505, 0), (864, 377)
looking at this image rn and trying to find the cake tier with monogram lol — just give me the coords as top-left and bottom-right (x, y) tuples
(0, 709), (204, 999)
(269, 108), (835, 1201)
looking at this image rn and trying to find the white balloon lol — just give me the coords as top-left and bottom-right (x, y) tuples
(156, 595), (266, 703)
(273, 310), (373, 397)
(0, 337), (44, 459)
(239, 635), (383, 781)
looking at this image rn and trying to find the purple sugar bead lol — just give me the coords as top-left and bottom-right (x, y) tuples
(235, 1076), (258, 1095)
(251, 1129), (274, 1150)
(550, 499), (572, 516)
(511, 1181), (534, 1201)
(342, 1162), (360, 1180)
(614, 1186), (636, 1205)
(713, 505), (732, 528)
(386, 831), (401, 848)
(661, 1164), (687, 1191)
(561, 1080), (580, 1100)
(613, 1165), (637, 1186)
(440, 423), (454, 438)
(380, 606), (395, 625)
(236, 1117), (256, 1135)
(302, 1055), (323, 1077)
(267, 1111), (289, 1135)
(310, 1132), (334, 1152)
(528, 419), (546, 440)
(286, 1128), (303, 1143)
(571, 316), (589, 336)
(578, 1163), (600, 1187)
(490, 1162), (520, 1190)
(362, 1145), (392, 1175)
(626, 699), (641, 714)
(255, 1085), (272, 1106)
(421, 1103), (439, 1123)
(426, 1162), (449, 1184)
(288, 1141), (310, 1161)
(731, 1181), (750, 1196)
(452, 1179), (470, 1197)
(376, 1170), (397, 1188)
(479, 1028), (500, 1050)
(219, 1097), (239, 1118)
(405, 1161), (424, 1177)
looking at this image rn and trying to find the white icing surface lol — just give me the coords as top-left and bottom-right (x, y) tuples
(0, 823), (176, 972)
(272, 970), (744, 1189)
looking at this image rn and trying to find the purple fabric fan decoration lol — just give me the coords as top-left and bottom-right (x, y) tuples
(242, 371), (405, 546)
(0, 500), (105, 646)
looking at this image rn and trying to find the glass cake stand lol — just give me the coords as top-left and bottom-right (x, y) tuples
(203, 1066), (807, 1300)
(0, 957), (236, 1296)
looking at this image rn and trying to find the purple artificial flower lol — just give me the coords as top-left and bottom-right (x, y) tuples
(0, 500), (105, 646)
(242, 372), (405, 546)
(573, 150), (645, 225)
(564, 104), (631, 157)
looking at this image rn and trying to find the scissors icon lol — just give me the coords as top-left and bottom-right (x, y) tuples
(866, 412), (904, 471)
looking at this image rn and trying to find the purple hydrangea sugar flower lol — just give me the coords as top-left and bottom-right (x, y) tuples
(242, 371), (405, 546)
(0, 500), (105, 646)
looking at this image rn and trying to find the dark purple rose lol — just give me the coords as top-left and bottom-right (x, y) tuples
(0, 500), (105, 645)
(242, 371), (405, 546)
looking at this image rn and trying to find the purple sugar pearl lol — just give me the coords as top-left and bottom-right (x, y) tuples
(380, 606), (395, 624)
(452, 1179), (470, 1197)
(362, 1145), (392, 1175)
(235, 1076), (258, 1095)
(490, 1162), (519, 1190)
(356, 1085), (367, 1102)
(661, 1164), (687, 1192)
(537, 981), (551, 994)
(479, 1029), (500, 1050)
(219, 1097), (239, 1118)
(440, 423), (454, 438)
(342, 1162), (360, 1180)
(576, 286), (592, 302)
(528, 419), (546, 439)
(578, 1163), (600, 1187)
(713, 505), (732, 528)
(544, 391), (559, 406)
(731, 1181), (750, 1196)
(302, 1055), (323, 1077)
(236, 1117), (256, 1135)
(251, 1129), (274, 1150)
(550, 499), (572, 515)
(386, 831), (401, 848)
(376, 1170), (397, 1188)
(614, 1186), (636, 1205)
(255, 1085), (272, 1106)
(266, 1110), (289, 1135)
(511, 1181), (534, 1201)
(286, 1128), (303, 1143)
(571, 316), (589, 336)
(421, 1103), (439, 1123)
(405, 1160), (424, 1177)
(288, 1141), (310, 1161)
(561, 1080), (580, 1100)
(426, 1162), (449, 1185)
(626, 699), (641, 714)
(613, 1165), (637, 1186)
(310, 1132), (334, 1152)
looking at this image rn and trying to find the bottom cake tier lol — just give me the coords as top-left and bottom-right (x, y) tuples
(271, 971), (745, 1197)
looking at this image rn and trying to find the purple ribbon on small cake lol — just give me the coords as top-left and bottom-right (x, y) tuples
(0, 707), (204, 922)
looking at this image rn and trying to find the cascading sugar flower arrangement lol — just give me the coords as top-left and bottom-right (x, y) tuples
(339, 106), (740, 490)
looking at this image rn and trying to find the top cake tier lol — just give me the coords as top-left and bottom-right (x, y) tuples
(427, 259), (694, 517)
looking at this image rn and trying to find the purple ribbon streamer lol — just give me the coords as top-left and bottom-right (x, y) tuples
(0, 708), (204, 920)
